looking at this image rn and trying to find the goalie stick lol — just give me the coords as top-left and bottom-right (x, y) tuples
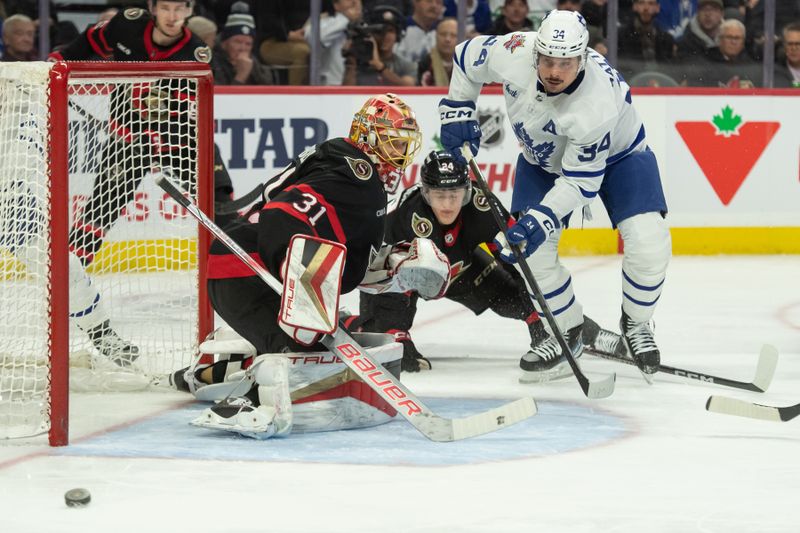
(705, 396), (800, 422)
(156, 174), (537, 442)
(463, 147), (615, 400)
(586, 342), (778, 393)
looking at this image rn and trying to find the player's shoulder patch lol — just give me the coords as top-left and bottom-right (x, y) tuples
(503, 33), (527, 54)
(411, 212), (433, 238)
(473, 189), (490, 212)
(344, 156), (374, 181)
(194, 46), (212, 63)
(124, 7), (145, 20)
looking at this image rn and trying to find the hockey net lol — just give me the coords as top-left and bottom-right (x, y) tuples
(0, 62), (213, 445)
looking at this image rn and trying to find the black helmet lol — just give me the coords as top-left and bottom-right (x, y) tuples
(420, 150), (472, 207)
(365, 5), (406, 40)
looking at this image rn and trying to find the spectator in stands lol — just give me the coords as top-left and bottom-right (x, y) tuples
(516, 0), (557, 29)
(743, 1), (800, 61)
(418, 16), (457, 85)
(444, 0), (492, 35)
(618, 0), (677, 63)
(0, 13), (35, 61)
(592, 37), (609, 55)
(573, 0), (607, 46)
(212, 2), (274, 85)
(308, 0), (363, 86)
(488, 0), (534, 34)
(677, 0), (723, 60)
(187, 16), (217, 48)
(706, 18), (759, 86)
(775, 21), (800, 88)
(344, 4), (416, 85)
(395, 0), (443, 63)
(656, 0), (697, 39)
(258, 1), (310, 85)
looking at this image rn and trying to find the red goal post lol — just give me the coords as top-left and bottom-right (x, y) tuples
(0, 61), (214, 446)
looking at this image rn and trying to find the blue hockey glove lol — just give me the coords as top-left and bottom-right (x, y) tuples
(439, 98), (481, 161)
(500, 206), (560, 262)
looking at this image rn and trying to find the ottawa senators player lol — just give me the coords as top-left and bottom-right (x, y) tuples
(348, 150), (548, 372)
(49, 1), (210, 63)
(351, 150), (628, 379)
(49, 0), (215, 267)
(46, 2), (217, 364)
(170, 94), (453, 439)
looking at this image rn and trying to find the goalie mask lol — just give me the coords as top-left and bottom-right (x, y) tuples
(534, 10), (590, 72)
(420, 150), (472, 208)
(349, 93), (422, 194)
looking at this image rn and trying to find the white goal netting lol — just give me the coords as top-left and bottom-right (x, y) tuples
(0, 62), (211, 443)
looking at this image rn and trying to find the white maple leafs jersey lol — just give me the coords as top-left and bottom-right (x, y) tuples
(448, 32), (647, 219)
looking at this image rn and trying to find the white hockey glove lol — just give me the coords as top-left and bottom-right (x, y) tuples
(279, 235), (346, 346)
(359, 238), (451, 300)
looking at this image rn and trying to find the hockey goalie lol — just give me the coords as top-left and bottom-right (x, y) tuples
(164, 94), (451, 439)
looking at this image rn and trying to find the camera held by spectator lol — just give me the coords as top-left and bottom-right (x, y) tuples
(345, 20), (387, 66)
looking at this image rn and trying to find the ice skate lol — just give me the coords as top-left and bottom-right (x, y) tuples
(191, 396), (279, 440)
(582, 315), (628, 358)
(620, 310), (660, 375)
(519, 323), (583, 383)
(86, 320), (140, 367)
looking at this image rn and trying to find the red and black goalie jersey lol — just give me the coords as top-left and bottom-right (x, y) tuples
(208, 138), (388, 293)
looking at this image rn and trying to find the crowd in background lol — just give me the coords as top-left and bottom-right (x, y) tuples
(0, 0), (798, 88)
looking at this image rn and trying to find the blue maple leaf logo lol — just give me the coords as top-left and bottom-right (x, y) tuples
(513, 122), (555, 168)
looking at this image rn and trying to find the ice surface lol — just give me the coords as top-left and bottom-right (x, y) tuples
(1, 256), (798, 532)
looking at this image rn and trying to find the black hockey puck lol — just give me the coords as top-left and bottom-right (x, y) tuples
(65, 488), (91, 507)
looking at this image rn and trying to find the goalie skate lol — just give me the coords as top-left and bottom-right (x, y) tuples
(191, 396), (279, 440)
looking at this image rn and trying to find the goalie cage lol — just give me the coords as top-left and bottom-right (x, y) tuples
(0, 62), (214, 446)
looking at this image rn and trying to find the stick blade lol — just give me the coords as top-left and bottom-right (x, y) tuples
(705, 396), (783, 422)
(585, 372), (616, 399)
(415, 397), (537, 442)
(751, 344), (779, 392)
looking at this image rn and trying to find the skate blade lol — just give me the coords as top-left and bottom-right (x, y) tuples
(518, 364), (573, 384)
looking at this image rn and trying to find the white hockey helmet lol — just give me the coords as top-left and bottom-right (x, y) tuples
(534, 10), (590, 71)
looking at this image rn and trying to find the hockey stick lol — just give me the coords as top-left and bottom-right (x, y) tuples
(587, 343), (778, 393)
(214, 165), (298, 216)
(156, 174), (537, 442)
(462, 147), (615, 399)
(706, 396), (799, 422)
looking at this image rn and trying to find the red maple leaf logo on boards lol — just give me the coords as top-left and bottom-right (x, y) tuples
(675, 106), (780, 205)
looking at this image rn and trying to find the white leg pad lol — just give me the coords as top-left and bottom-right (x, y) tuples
(67, 252), (109, 330)
(524, 228), (583, 332)
(199, 327), (257, 356)
(254, 355), (293, 436)
(618, 213), (672, 323)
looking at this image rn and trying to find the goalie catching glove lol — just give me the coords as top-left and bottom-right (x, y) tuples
(359, 237), (451, 299)
(279, 235), (346, 346)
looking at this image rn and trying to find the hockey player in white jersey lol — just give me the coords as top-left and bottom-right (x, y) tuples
(438, 10), (671, 380)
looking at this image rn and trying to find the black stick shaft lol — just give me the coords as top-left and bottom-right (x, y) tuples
(464, 151), (614, 399)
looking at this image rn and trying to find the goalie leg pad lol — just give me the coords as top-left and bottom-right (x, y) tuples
(254, 355), (293, 436)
